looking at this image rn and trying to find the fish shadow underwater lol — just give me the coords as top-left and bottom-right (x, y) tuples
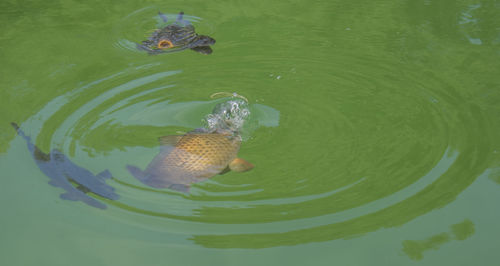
(11, 123), (119, 209)
(11, 121), (253, 208)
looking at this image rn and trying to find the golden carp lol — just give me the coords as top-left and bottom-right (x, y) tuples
(126, 129), (253, 192)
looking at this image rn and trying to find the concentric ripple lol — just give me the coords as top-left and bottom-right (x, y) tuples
(9, 4), (498, 251)
(19, 62), (281, 212)
(185, 53), (495, 248)
(15, 44), (495, 249)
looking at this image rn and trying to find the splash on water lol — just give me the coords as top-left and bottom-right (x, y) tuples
(203, 95), (250, 135)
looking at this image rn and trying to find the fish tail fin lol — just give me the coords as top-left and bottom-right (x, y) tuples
(127, 164), (141, 174)
(126, 164), (148, 182)
(127, 164), (177, 189)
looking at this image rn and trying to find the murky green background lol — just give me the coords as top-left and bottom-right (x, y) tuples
(1, 0), (500, 265)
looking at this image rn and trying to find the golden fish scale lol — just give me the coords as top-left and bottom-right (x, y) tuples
(164, 133), (239, 175)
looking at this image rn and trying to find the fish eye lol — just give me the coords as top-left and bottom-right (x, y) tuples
(158, 40), (173, 49)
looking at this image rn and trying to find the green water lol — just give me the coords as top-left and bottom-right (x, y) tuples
(1, 0), (500, 265)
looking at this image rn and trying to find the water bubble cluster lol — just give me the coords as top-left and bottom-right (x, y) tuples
(203, 98), (250, 135)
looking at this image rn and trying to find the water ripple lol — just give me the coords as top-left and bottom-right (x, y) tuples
(14, 13), (497, 249)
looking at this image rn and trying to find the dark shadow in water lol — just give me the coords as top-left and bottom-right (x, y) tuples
(11, 123), (119, 209)
(402, 219), (475, 261)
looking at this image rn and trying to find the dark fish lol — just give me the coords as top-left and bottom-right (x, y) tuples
(127, 129), (253, 192)
(11, 123), (119, 209)
(137, 11), (216, 55)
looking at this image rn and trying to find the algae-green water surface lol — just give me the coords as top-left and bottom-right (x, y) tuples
(1, 0), (500, 265)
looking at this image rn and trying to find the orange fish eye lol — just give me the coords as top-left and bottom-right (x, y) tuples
(158, 40), (174, 49)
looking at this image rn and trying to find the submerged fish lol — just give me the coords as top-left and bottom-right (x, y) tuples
(11, 122), (119, 209)
(126, 128), (253, 192)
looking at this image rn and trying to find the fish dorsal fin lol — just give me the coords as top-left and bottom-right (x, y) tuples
(229, 158), (254, 172)
(158, 135), (183, 146)
(189, 128), (209, 134)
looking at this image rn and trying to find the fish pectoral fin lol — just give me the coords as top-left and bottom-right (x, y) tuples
(158, 135), (183, 146)
(96, 169), (112, 180)
(48, 179), (62, 187)
(60, 192), (80, 201)
(219, 166), (231, 175)
(169, 184), (190, 193)
(60, 192), (107, 209)
(228, 158), (254, 173)
(126, 165), (146, 180)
